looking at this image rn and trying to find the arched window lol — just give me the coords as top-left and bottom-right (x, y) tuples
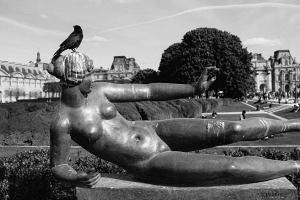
(8, 66), (14, 73)
(285, 74), (289, 81)
(22, 69), (27, 75)
(1, 65), (7, 72)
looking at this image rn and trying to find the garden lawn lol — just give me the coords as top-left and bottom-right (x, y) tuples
(275, 108), (300, 119)
(214, 101), (256, 112)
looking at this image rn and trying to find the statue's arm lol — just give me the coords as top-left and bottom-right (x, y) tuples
(102, 82), (195, 102)
(50, 115), (100, 187)
(101, 66), (217, 102)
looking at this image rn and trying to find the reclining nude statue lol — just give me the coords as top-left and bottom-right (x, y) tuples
(48, 52), (300, 188)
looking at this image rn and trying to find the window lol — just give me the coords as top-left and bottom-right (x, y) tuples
(1, 65), (7, 72)
(8, 66), (14, 73)
(285, 74), (289, 81)
(278, 75), (281, 81)
(293, 74), (296, 80)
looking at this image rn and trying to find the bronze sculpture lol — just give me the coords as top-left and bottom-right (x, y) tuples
(49, 52), (300, 188)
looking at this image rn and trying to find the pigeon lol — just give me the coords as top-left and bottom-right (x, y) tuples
(52, 25), (83, 62)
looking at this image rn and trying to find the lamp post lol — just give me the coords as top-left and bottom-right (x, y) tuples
(295, 67), (298, 103)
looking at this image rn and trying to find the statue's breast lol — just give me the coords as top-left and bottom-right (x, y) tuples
(69, 107), (103, 145)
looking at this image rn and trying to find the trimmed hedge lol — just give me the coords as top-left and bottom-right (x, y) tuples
(0, 148), (299, 200)
(0, 98), (226, 146)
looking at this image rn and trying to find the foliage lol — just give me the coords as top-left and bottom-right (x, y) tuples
(0, 149), (125, 200)
(158, 27), (255, 98)
(131, 68), (159, 84)
(43, 82), (61, 98)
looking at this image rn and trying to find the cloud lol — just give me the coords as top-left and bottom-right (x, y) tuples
(243, 37), (281, 46)
(113, 0), (137, 3)
(0, 16), (64, 36)
(40, 14), (48, 19)
(99, 2), (300, 33)
(86, 0), (103, 4)
(85, 0), (136, 4)
(85, 35), (108, 44)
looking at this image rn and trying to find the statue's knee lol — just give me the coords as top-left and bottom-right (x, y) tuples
(50, 117), (70, 133)
(232, 124), (242, 134)
(226, 162), (241, 176)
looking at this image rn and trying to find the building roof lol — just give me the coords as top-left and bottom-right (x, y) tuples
(273, 50), (292, 61)
(111, 56), (141, 71)
(252, 53), (266, 62)
(0, 60), (47, 79)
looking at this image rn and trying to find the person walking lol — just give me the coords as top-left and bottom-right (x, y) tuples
(240, 110), (246, 120)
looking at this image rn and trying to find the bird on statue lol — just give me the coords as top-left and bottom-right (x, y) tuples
(52, 25), (83, 63)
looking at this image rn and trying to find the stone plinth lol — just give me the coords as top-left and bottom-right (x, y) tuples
(76, 174), (297, 200)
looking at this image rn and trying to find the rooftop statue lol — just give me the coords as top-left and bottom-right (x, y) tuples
(48, 52), (300, 188)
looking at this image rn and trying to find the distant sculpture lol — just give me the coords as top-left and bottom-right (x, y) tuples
(48, 52), (300, 188)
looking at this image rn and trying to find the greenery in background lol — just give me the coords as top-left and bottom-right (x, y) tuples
(0, 98), (229, 146)
(131, 68), (159, 83)
(158, 27), (255, 98)
(0, 149), (125, 200)
(43, 82), (61, 98)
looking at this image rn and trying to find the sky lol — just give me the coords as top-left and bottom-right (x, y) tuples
(1, 0), (300, 70)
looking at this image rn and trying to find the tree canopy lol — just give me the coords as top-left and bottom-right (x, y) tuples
(158, 27), (255, 98)
(131, 68), (159, 84)
(43, 82), (61, 97)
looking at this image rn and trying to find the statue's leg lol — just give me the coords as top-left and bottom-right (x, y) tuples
(140, 151), (299, 185)
(135, 117), (300, 151)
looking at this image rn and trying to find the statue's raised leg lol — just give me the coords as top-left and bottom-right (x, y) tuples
(135, 117), (300, 151)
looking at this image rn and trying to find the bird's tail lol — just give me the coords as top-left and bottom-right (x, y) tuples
(51, 48), (63, 64)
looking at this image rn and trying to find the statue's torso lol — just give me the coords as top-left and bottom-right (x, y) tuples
(60, 85), (170, 169)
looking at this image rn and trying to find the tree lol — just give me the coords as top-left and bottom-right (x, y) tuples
(43, 82), (61, 98)
(131, 69), (159, 84)
(158, 27), (255, 98)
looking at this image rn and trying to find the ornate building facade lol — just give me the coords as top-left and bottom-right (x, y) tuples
(270, 50), (300, 93)
(253, 50), (300, 94)
(252, 53), (272, 92)
(0, 54), (140, 102)
(93, 56), (140, 81)
(0, 52), (58, 103)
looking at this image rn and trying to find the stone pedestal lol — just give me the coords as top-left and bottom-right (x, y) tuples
(76, 174), (297, 200)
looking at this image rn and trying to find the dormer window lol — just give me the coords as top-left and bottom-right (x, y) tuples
(285, 59), (288, 66)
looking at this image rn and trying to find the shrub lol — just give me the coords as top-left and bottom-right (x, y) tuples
(0, 149), (125, 200)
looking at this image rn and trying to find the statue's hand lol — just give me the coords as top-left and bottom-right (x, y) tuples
(52, 164), (101, 188)
(193, 66), (219, 95)
(78, 75), (93, 97)
(75, 168), (101, 188)
(46, 55), (65, 80)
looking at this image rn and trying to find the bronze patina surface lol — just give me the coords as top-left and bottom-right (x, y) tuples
(49, 52), (300, 188)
